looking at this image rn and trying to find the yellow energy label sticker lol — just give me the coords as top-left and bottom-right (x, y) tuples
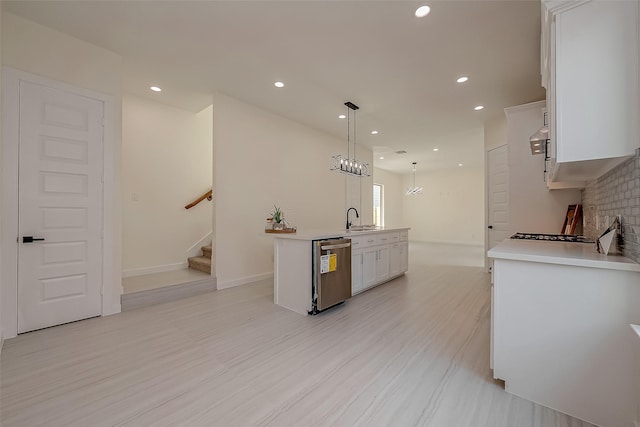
(328, 253), (337, 272)
(320, 254), (338, 273)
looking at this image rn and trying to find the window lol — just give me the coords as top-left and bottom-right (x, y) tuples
(373, 184), (383, 227)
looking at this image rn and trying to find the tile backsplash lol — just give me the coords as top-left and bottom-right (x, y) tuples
(582, 149), (640, 263)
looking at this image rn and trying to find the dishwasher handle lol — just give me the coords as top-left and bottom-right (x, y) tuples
(320, 242), (351, 250)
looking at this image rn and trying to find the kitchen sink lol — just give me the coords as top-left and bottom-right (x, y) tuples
(347, 225), (378, 232)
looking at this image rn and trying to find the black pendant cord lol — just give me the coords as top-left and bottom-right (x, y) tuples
(346, 105), (351, 162)
(353, 110), (357, 167)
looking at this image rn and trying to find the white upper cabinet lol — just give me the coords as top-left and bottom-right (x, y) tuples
(542, 0), (639, 183)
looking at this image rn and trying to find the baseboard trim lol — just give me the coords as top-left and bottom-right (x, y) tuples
(217, 272), (273, 290)
(122, 262), (188, 278)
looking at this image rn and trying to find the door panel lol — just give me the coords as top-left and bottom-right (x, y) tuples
(352, 252), (363, 295)
(376, 247), (390, 281)
(400, 242), (409, 272)
(362, 248), (377, 289)
(389, 243), (400, 277)
(18, 81), (104, 333)
(488, 145), (510, 249)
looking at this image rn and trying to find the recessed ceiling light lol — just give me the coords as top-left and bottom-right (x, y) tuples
(415, 5), (431, 17)
(274, 81), (285, 88)
(458, 163), (464, 167)
(150, 86), (162, 92)
(456, 76), (469, 83)
(379, 156), (384, 160)
(474, 105), (484, 111)
(371, 130), (379, 135)
(433, 148), (439, 152)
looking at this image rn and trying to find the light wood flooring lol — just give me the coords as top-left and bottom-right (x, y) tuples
(1, 250), (595, 426)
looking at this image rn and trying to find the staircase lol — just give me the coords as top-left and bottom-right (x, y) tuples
(188, 244), (212, 273)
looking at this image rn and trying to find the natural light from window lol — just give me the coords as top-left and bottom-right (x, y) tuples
(373, 184), (383, 227)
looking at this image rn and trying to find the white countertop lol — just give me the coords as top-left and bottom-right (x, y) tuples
(488, 239), (640, 272)
(268, 227), (410, 241)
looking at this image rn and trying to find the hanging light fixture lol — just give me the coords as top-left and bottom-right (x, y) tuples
(406, 162), (423, 195)
(330, 101), (370, 177)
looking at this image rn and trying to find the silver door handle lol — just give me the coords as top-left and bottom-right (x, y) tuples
(321, 243), (351, 250)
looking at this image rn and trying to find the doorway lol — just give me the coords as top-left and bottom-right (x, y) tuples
(486, 144), (510, 269)
(373, 183), (383, 227)
(2, 68), (118, 338)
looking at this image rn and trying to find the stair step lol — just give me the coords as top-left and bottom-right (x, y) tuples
(188, 256), (211, 274)
(121, 271), (217, 311)
(202, 245), (212, 258)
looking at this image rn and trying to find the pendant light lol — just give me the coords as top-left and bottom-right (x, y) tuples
(406, 162), (423, 195)
(330, 102), (370, 177)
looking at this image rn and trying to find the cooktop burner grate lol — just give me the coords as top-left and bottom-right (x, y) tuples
(510, 232), (594, 243)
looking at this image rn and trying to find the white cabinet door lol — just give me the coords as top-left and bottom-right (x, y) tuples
(389, 243), (401, 277)
(544, 0), (639, 182)
(351, 251), (363, 295)
(400, 242), (409, 273)
(376, 246), (390, 282)
(362, 248), (377, 289)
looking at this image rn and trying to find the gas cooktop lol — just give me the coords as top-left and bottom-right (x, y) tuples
(511, 232), (594, 243)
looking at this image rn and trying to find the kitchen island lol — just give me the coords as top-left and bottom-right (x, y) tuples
(272, 227), (410, 315)
(488, 239), (640, 427)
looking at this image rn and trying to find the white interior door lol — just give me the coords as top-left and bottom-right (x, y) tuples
(18, 80), (104, 333)
(488, 145), (509, 250)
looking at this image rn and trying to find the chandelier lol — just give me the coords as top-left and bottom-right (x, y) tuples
(330, 101), (370, 177)
(406, 162), (423, 195)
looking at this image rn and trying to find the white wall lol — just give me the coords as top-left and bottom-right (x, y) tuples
(122, 95), (212, 274)
(213, 93), (373, 288)
(505, 101), (581, 234)
(373, 167), (404, 227)
(1, 12), (124, 322)
(0, 4), (4, 348)
(402, 166), (485, 245)
(484, 115), (507, 150)
(2, 13), (122, 96)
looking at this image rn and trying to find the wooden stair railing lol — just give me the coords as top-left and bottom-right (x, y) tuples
(185, 189), (213, 209)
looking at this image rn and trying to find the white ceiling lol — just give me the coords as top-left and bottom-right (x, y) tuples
(3, 0), (546, 174)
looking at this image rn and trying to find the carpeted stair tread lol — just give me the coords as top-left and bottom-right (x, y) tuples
(188, 256), (211, 274)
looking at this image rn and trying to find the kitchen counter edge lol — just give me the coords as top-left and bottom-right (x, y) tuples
(267, 227), (410, 241)
(488, 239), (640, 272)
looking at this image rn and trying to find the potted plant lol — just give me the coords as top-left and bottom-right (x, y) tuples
(270, 205), (284, 230)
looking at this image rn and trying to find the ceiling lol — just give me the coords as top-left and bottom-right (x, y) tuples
(3, 0), (546, 174)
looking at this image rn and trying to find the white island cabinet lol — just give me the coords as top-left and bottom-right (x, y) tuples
(489, 239), (640, 427)
(272, 228), (409, 315)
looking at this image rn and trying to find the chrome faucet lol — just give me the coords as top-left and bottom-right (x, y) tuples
(346, 207), (359, 230)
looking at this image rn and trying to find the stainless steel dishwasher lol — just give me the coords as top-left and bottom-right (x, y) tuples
(311, 238), (351, 314)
